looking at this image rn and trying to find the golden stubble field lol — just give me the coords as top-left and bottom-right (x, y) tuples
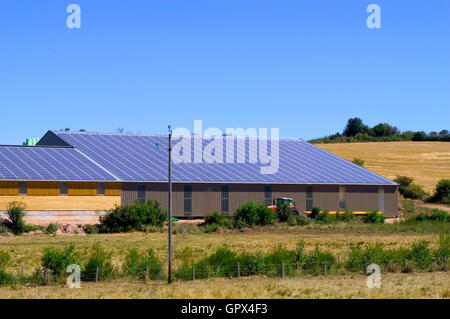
(0, 273), (448, 299)
(317, 142), (450, 192)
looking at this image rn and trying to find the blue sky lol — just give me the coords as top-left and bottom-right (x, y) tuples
(0, 0), (449, 144)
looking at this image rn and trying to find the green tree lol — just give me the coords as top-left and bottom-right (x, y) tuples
(343, 118), (369, 137)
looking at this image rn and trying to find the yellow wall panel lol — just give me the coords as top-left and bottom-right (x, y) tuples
(28, 181), (59, 196)
(0, 196), (120, 211)
(0, 181), (19, 196)
(105, 182), (121, 196)
(68, 182), (97, 196)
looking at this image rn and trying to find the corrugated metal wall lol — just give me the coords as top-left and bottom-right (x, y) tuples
(121, 182), (398, 217)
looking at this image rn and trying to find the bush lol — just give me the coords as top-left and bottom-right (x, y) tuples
(402, 199), (415, 213)
(82, 243), (114, 281)
(314, 209), (331, 224)
(276, 202), (291, 222)
(4, 201), (26, 235)
(99, 200), (167, 233)
(409, 241), (433, 270)
(406, 209), (448, 223)
(41, 244), (80, 275)
(202, 211), (233, 232)
(45, 223), (59, 235)
(363, 210), (385, 224)
(233, 202), (259, 227)
(403, 183), (428, 200)
(309, 206), (321, 219)
(123, 248), (162, 280)
(296, 215), (310, 226)
(84, 224), (99, 234)
(233, 202), (275, 228)
(394, 176), (413, 195)
(429, 179), (450, 204)
(287, 214), (297, 226)
(352, 157), (365, 167)
(0, 251), (11, 273)
(336, 209), (355, 222)
(256, 203), (276, 225)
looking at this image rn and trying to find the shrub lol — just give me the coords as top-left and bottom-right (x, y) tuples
(394, 176), (413, 195)
(363, 210), (385, 224)
(0, 251), (11, 273)
(303, 245), (335, 274)
(402, 199), (415, 213)
(5, 201), (26, 235)
(408, 241), (433, 270)
(99, 199), (167, 233)
(84, 224), (99, 234)
(45, 223), (59, 235)
(41, 244), (80, 275)
(276, 202), (291, 222)
(336, 209), (355, 222)
(429, 179), (450, 204)
(204, 211), (229, 227)
(82, 243), (114, 281)
(287, 214), (297, 226)
(123, 248), (162, 280)
(233, 202), (259, 227)
(434, 234), (450, 260)
(296, 215), (310, 226)
(314, 209), (331, 224)
(352, 157), (365, 167)
(202, 211), (232, 232)
(256, 203), (276, 225)
(406, 209), (448, 223)
(403, 183), (428, 200)
(233, 202), (275, 227)
(309, 206), (321, 219)
(0, 251), (12, 285)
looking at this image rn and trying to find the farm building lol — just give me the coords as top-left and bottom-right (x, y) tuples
(0, 130), (398, 223)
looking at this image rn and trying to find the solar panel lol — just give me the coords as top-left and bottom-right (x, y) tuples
(0, 146), (118, 181)
(45, 131), (395, 185)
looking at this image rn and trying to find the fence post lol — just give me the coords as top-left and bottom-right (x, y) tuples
(445, 256), (447, 271)
(95, 267), (99, 283)
(337, 255), (340, 265)
(364, 259), (367, 275)
(44, 267), (48, 285)
(21, 265), (24, 277)
(323, 262), (327, 275)
(192, 265), (195, 281)
(11, 276), (15, 288)
(281, 263), (285, 278)
(145, 266), (149, 281)
(237, 262), (240, 278)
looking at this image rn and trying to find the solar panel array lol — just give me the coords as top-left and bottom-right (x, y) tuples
(0, 146), (118, 181)
(45, 131), (395, 185)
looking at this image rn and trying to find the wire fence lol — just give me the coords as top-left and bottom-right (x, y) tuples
(0, 255), (447, 288)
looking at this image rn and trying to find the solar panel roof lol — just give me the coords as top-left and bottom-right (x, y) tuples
(37, 130), (395, 185)
(0, 146), (118, 181)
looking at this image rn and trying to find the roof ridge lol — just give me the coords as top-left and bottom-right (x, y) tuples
(51, 130), (304, 141)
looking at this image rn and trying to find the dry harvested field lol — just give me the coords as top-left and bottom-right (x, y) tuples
(317, 142), (450, 192)
(0, 273), (448, 299)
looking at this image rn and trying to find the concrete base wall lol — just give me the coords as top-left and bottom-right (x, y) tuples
(0, 210), (106, 225)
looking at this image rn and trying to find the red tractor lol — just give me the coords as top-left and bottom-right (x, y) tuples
(267, 197), (302, 216)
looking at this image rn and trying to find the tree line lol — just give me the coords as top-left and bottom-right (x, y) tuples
(309, 118), (450, 143)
